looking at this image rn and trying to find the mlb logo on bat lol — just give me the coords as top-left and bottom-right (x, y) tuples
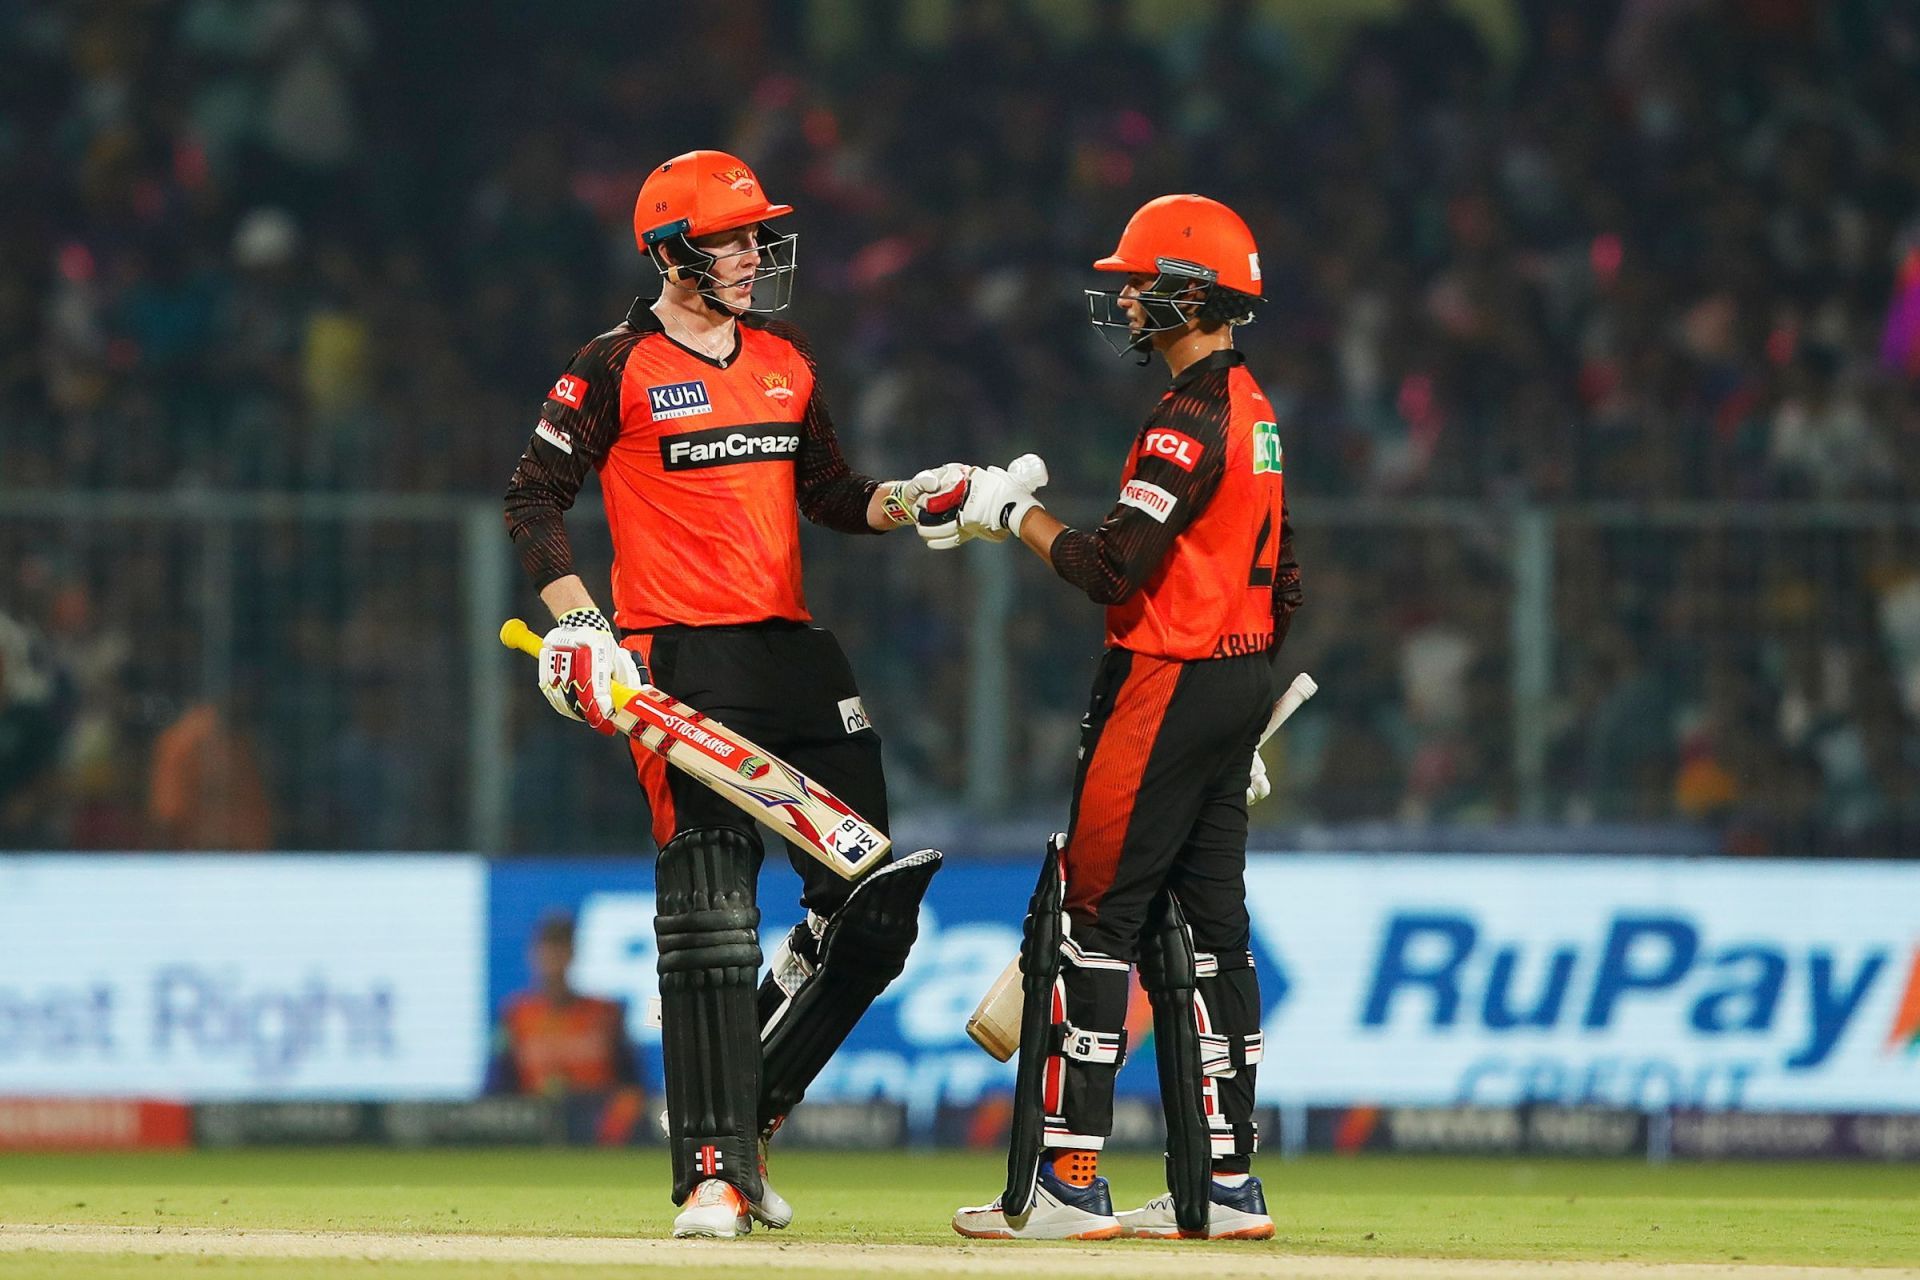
(647, 380), (712, 421)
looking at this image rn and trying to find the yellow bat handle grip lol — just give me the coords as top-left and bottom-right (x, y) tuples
(499, 618), (542, 658)
(499, 618), (643, 706)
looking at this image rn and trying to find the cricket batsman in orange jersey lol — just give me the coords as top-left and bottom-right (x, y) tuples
(503, 151), (965, 1238)
(925, 195), (1302, 1241)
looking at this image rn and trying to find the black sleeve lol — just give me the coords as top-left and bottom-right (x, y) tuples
(502, 333), (634, 590)
(1273, 500), (1302, 649)
(1049, 376), (1232, 605)
(758, 319), (881, 535)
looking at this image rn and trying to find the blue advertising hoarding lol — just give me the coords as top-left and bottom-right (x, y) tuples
(490, 855), (1920, 1118)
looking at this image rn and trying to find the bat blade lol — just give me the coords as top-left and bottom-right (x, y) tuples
(499, 618), (889, 879)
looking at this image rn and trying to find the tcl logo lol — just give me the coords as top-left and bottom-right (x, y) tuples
(549, 374), (588, 409)
(1142, 429), (1202, 471)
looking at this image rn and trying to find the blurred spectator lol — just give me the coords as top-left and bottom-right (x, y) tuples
(486, 913), (641, 1103)
(147, 693), (274, 850)
(0, 612), (64, 845)
(2, 0), (1917, 855)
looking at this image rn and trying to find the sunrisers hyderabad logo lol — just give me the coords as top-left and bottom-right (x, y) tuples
(758, 372), (795, 404)
(737, 755), (771, 781)
(713, 166), (757, 194)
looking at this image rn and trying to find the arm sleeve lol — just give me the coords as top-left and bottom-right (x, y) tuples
(761, 320), (882, 535)
(1273, 501), (1302, 650)
(502, 336), (630, 590)
(1049, 380), (1232, 605)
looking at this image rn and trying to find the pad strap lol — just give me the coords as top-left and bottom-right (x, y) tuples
(1199, 1030), (1265, 1078)
(1054, 1022), (1127, 1066)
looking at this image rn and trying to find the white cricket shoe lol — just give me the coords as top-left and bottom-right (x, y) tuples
(746, 1133), (793, 1229)
(1118, 1175), (1275, 1240)
(672, 1178), (752, 1239)
(952, 1161), (1122, 1240)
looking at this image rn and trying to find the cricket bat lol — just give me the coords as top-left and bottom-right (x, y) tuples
(964, 672), (1321, 1060)
(500, 618), (890, 880)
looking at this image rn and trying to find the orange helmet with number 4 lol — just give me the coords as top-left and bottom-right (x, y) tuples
(634, 150), (798, 314)
(1087, 193), (1262, 358)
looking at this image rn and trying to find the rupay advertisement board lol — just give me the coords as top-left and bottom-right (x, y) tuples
(494, 855), (1920, 1116)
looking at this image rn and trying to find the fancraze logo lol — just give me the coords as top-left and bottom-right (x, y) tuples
(1360, 912), (1916, 1105)
(660, 422), (800, 470)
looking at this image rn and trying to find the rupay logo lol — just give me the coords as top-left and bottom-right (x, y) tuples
(1361, 912), (1890, 1073)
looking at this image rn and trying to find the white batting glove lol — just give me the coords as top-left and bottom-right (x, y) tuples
(538, 608), (644, 736)
(879, 463), (969, 528)
(1247, 749), (1272, 807)
(918, 456), (1047, 551)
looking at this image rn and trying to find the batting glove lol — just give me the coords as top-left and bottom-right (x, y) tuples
(880, 463), (969, 528)
(539, 608), (645, 736)
(918, 458), (1046, 551)
(1246, 749), (1272, 807)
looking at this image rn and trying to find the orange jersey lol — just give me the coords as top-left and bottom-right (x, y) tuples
(495, 992), (635, 1094)
(504, 302), (880, 630)
(1050, 350), (1297, 661)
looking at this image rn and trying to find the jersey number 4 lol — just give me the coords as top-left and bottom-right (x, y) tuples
(1249, 510), (1278, 588)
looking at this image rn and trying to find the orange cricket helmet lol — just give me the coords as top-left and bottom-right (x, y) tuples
(634, 150), (798, 315)
(1087, 193), (1263, 359)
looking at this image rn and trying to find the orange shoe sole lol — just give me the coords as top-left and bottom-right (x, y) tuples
(953, 1221), (1125, 1241)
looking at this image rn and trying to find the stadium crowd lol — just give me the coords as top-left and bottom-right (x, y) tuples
(1, 0), (1917, 855)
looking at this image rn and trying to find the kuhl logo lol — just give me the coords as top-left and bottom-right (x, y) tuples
(647, 380), (712, 422)
(1361, 912), (1920, 1073)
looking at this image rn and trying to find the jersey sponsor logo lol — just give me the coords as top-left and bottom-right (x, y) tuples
(534, 418), (573, 454)
(758, 371), (795, 403)
(1253, 420), (1283, 475)
(549, 373), (588, 409)
(713, 166), (756, 194)
(1118, 478), (1177, 523)
(1142, 429), (1203, 471)
(647, 379), (713, 421)
(837, 696), (872, 735)
(660, 420), (800, 470)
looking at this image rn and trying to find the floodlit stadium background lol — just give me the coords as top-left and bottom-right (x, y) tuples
(1, 0), (1918, 1157)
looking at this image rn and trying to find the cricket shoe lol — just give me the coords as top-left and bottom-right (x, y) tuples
(952, 1160), (1122, 1240)
(672, 1178), (752, 1239)
(746, 1132), (793, 1229)
(1117, 1175), (1275, 1240)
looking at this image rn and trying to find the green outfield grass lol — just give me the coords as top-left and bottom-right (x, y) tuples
(1, 1148), (1917, 1277)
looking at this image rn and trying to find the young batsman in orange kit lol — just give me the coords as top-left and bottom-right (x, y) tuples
(925, 194), (1302, 1241)
(504, 150), (964, 1238)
